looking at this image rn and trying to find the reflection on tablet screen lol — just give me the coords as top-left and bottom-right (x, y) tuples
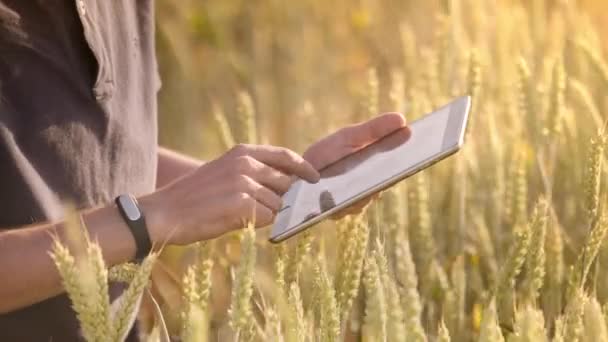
(274, 98), (457, 236)
(278, 127), (414, 227)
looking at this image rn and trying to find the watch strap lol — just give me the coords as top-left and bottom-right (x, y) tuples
(115, 194), (152, 260)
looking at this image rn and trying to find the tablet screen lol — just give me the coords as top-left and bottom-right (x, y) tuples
(271, 96), (469, 241)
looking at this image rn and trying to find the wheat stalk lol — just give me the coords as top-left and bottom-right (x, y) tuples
(542, 210), (564, 325)
(466, 48), (482, 135)
(566, 213), (608, 301)
(394, 230), (426, 342)
(584, 131), (606, 227)
(108, 263), (138, 283)
(286, 230), (313, 285)
(211, 103), (236, 149)
(364, 68), (379, 119)
(285, 282), (307, 342)
(562, 289), (587, 342)
(362, 250), (387, 342)
(235, 90), (257, 144)
(110, 252), (158, 342)
(274, 242), (287, 296)
(312, 257), (340, 342)
(495, 214), (531, 327)
(479, 299), (505, 342)
(582, 297), (608, 342)
(335, 216), (369, 319)
(229, 224), (258, 341)
(373, 239), (405, 342)
(509, 305), (548, 342)
(544, 59), (566, 139)
(409, 173), (436, 298)
(568, 79), (603, 128)
(50, 207), (111, 342)
(522, 198), (548, 304)
(438, 319), (451, 342)
(389, 69), (406, 113)
(51, 239), (106, 342)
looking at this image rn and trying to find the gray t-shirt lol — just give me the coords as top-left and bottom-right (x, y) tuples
(0, 0), (159, 340)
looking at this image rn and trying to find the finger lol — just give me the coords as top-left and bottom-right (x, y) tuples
(235, 192), (275, 228)
(341, 112), (406, 148)
(237, 144), (320, 183)
(237, 175), (283, 212)
(242, 157), (292, 194)
(254, 203), (275, 227)
(303, 113), (406, 170)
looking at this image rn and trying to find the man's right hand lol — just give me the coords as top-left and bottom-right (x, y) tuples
(142, 144), (320, 245)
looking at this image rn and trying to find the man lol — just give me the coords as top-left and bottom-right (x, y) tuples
(0, 1), (406, 340)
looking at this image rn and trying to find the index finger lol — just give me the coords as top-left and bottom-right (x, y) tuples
(242, 145), (321, 183)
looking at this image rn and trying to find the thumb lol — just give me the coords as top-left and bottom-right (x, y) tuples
(303, 112), (406, 170)
(342, 112), (406, 148)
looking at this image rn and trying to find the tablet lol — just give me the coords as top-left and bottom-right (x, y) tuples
(269, 95), (471, 243)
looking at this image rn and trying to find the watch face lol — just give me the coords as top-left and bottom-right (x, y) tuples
(118, 195), (141, 221)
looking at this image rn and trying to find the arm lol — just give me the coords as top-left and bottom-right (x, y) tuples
(0, 146), (198, 313)
(0, 114), (403, 314)
(0, 194), (162, 313)
(0, 145), (319, 314)
(0, 145), (199, 313)
(156, 147), (202, 189)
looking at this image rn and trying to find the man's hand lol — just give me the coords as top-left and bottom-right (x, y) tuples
(303, 112), (407, 217)
(0, 113), (405, 314)
(144, 113), (405, 245)
(144, 144), (320, 245)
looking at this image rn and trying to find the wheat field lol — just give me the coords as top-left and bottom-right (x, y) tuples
(50, 0), (608, 341)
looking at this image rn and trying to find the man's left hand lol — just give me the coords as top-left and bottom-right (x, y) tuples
(303, 112), (407, 218)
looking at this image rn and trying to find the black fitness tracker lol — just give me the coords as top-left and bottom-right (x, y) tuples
(115, 194), (152, 260)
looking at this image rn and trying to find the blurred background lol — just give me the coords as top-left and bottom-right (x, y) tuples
(155, 0), (606, 158)
(149, 0), (608, 340)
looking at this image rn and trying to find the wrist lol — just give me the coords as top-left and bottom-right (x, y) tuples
(115, 195), (153, 259)
(138, 190), (173, 246)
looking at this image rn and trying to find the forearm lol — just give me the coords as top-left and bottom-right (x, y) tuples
(0, 143), (316, 314)
(156, 147), (203, 189)
(0, 194), (162, 314)
(0, 146), (200, 313)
